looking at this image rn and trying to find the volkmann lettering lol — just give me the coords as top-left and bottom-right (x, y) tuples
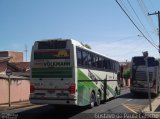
(44, 62), (70, 67)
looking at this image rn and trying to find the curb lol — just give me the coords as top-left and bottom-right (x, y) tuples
(0, 103), (34, 112)
(142, 96), (160, 118)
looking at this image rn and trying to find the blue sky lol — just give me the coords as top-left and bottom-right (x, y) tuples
(0, 0), (160, 62)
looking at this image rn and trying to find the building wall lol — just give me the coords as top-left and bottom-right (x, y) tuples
(0, 51), (9, 58)
(0, 79), (30, 104)
(9, 52), (23, 62)
(0, 51), (23, 62)
(0, 79), (8, 104)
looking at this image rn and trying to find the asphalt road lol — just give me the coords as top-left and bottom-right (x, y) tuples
(3, 87), (154, 119)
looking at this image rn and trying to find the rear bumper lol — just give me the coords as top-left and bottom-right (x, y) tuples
(130, 87), (156, 94)
(30, 97), (77, 105)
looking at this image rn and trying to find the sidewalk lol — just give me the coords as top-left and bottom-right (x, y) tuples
(142, 95), (160, 118)
(0, 101), (33, 112)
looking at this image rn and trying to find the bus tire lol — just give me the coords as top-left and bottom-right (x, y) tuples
(96, 91), (101, 106)
(90, 92), (95, 108)
(114, 86), (118, 98)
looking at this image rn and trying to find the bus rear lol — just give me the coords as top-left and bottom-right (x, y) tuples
(30, 39), (77, 105)
(130, 56), (160, 96)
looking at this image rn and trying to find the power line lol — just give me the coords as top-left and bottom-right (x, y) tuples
(148, 11), (160, 53)
(148, 0), (156, 12)
(137, 0), (157, 34)
(127, 0), (157, 45)
(127, 1), (148, 35)
(119, 0), (140, 27)
(141, 0), (157, 31)
(120, 0), (157, 45)
(115, 0), (158, 51)
(107, 35), (138, 44)
(127, 0), (146, 31)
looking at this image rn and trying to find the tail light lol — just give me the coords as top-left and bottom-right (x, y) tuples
(69, 83), (76, 94)
(30, 84), (35, 93)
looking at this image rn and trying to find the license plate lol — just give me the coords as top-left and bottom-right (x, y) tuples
(56, 93), (68, 97)
(35, 93), (45, 97)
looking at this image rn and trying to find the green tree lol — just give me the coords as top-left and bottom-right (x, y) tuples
(123, 69), (130, 79)
(81, 42), (91, 49)
(84, 44), (91, 49)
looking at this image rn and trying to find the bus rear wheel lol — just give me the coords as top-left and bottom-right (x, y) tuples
(96, 91), (101, 106)
(90, 92), (95, 108)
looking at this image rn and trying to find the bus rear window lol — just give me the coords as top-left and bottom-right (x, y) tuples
(132, 57), (157, 66)
(38, 40), (66, 49)
(34, 50), (70, 59)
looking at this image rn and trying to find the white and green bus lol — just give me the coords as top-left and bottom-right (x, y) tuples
(30, 38), (121, 107)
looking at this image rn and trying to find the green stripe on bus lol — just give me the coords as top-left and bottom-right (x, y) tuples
(32, 67), (72, 78)
(34, 54), (57, 59)
(77, 69), (116, 97)
(77, 69), (97, 89)
(77, 69), (98, 105)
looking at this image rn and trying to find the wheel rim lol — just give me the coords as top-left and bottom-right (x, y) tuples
(96, 92), (101, 105)
(90, 93), (95, 108)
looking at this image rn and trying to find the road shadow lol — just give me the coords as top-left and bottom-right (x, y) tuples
(17, 105), (88, 119)
(117, 92), (133, 99)
(118, 91), (156, 100)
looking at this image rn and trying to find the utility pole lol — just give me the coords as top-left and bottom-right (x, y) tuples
(143, 51), (152, 111)
(6, 69), (12, 107)
(148, 11), (160, 53)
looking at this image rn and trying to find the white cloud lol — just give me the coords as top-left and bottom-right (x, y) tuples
(88, 39), (159, 62)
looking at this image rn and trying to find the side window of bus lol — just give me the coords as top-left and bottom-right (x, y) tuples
(105, 59), (110, 70)
(82, 50), (88, 66)
(102, 58), (105, 69)
(90, 54), (94, 67)
(98, 57), (103, 68)
(111, 61), (114, 71)
(103, 59), (107, 69)
(113, 62), (115, 72)
(88, 53), (92, 67)
(115, 62), (119, 72)
(108, 60), (112, 71)
(95, 56), (99, 68)
(92, 55), (98, 68)
(77, 49), (82, 66)
(92, 55), (96, 68)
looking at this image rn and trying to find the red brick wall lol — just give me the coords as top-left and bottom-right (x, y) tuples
(0, 51), (23, 62)
(9, 52), (23, 62)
